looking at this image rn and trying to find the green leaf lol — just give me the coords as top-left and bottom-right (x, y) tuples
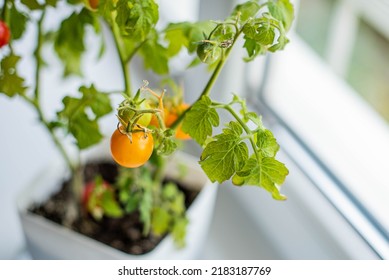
(57, 85), (112, 149)
(164, 23), (190, 57)
(255, 25), (275, 45)
(171, 217), (188, 248)
(246, 112), (263, 126)
(164, 21), (215, 54)
(255, 129), (280, 157)
(181, 96), (219, 145)
(151, 207), (171, 236)
(211, 24), (235, 43)
(235, 156), (288, 200)
(54, 9), (99, 76)
(98, 0), (115, 24)
(200, 121), (249, 183)
(101, 190), (124, 218)
(9, 5), (29, 40)
(169, 191), (185, 215)
(156, 132), (178, 156)
(65, 109), (103, 149)
(268, 0), (295, 31)
(242, 19), (276, 60)
(162, 182), (179, 200)
(139, 185), (153, 235)
(0, 55), (28, 97)
(116, 0), (159, 41)
(79, 85), (112, 117)
(243, 36), (265, 61)
(139, 31), (169, 74)
(21, 0), (58, 10)
(268, 33), (289, 52)
(21, 0), (43, 10)
(45, 0), (59, 7)
(230, 1), (261, 23)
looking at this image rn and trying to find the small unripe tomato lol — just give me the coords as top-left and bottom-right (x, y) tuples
(196, 42), (221, 64)
(110, 128), (154, 168)
(0, 21), (11, 48)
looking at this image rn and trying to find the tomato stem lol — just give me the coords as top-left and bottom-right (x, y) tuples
(30, 11), (76, 174)
(125, 38), (148, 64)
(33, 10), (45, 102)
(170, 27), (243, 130)
(152, 154), (166, 199)
(218, 102), (260, 162)
(1, 0), (9, 21)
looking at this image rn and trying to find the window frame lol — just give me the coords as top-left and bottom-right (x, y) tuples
(248, 31), (389, 259)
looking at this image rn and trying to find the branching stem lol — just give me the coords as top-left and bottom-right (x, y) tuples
(219, 103), (260, 162)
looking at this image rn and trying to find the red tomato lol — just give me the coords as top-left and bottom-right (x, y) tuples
(0, 21), (11, 48)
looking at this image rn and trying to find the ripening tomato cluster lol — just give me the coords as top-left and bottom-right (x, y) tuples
(110, 98), (191, 169)
(0, 21), (10, 48)
(150, 102), (191, 140)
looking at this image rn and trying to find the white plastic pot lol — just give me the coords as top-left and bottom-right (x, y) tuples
(17, 150), (218, 259)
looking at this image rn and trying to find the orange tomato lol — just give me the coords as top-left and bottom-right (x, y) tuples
(150, 103), (190, 140)
(110, 128), (154, 168)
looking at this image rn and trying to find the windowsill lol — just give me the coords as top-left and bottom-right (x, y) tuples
(261, 34), (389, 257)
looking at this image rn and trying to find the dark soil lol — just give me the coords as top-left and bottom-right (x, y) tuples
(30, 161), (199, 255)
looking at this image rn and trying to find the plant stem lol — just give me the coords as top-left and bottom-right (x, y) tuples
(30, 11), (75, 173)
(170, 33), (239, 130)
(125, 39), (148, 64)
(152, 155), (166, 198)
(222, 104), (260, 162)
(1, 1), (6, 20)
(33, 12), (44, 102)
(111, 19), (132, 98)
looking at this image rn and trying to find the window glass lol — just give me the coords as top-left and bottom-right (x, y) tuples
(295, 0), (337, 58)
(296, 0), (389, 123)
(347, 20), (389, 122)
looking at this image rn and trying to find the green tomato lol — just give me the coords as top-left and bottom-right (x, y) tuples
(196, 42), (221, 64)
(118, 101), (152, 128)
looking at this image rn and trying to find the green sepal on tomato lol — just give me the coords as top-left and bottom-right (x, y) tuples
(117, 100), (153, 129)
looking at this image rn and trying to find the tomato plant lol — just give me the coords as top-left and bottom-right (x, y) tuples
(110, 128), (154, 168)
(0, 0), (294, 248)
(0, 21), (10, 48)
